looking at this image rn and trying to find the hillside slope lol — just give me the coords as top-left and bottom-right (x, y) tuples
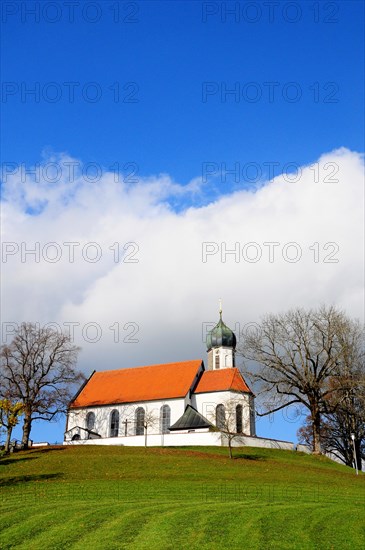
(0, 445), (364, 549)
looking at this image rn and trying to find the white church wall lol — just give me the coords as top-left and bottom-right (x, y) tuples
(65, 431), (222, 447)
(66, 397), (188, 440)
(297, 444), (311, 454)
(66, 389), (256, 442)
(228, 435), (294, 451)
(193, 390), (232, 421)
(66, 389), (255, 441)
(192, 391), (254, 436)
(63, 431), (295, 450)
(249, 395), (256, 437)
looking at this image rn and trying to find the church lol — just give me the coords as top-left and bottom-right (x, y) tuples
(64, 310), (257, 447)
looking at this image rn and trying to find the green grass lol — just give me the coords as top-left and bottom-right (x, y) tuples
(0, 445), (364, 549)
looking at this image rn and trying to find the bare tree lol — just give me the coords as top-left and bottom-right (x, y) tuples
(0, 323), (83, 448)
(326, 320), (365, 469)
(297, 415), (332, 453)
(298, 359), (365, 469)
(239, 305), (361, 454)
(142, 407), (159, 447)
(298, 406), (365, 470)
(208, 398), (248, 459)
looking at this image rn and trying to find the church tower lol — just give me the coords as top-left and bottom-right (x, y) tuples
(206, 303), (236, 370)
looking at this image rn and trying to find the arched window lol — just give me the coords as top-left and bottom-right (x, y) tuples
(72, 434), (80, 441)
(216, 404), (225, 429)
(110, 409), (119, 437)
(160, 405), (171, 434)
(135, 407), (145, 436)
(249, 396), (256, 436)
(236, 404), (243, 433)
(86, 412), (95, 431)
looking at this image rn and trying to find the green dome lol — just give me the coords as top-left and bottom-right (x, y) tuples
(206, 314), (236, 351)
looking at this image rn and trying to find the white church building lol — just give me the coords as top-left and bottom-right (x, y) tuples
(64, 311), (294, 450)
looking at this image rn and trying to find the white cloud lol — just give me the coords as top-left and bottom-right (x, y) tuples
(1, 148), (363, 374)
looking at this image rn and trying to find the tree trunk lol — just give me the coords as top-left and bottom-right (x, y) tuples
(228, 438), (233, 459)
(344, 444), (355, 468)
(21, 413), (32, 449)
(5, 426), (13, 453)
(355, 439), (362, 472)
(311, 407), (322, 454)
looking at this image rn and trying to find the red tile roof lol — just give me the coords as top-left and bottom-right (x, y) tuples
(194, 368), (252, 394)
(70, 360), (203, 408)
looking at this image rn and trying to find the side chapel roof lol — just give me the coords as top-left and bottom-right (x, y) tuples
(194, 368), (252, 394)
(169, 405), (213, 431)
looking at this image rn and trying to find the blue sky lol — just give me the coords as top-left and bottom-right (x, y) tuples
(2, 1), (364, 444)
(2, 1), (364, 186)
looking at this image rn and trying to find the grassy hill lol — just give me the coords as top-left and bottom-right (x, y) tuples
(0, 445), (364, 549)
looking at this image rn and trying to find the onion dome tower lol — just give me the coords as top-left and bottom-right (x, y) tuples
(206, 301), (236, 370)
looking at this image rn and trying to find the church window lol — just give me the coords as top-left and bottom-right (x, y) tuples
(110, 410), (119, 437)
(216, 404), (225, 429)
(86, 412), (95, 431)
(160, 405), (171, 434)
(135, 407), (145, 436)
(215, 354), (220, 369)
(249, 396), (256, 436)
(236, 404), (243, 433)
